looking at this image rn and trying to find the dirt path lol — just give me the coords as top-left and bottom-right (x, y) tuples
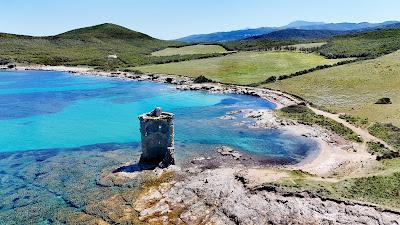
(262, 85), (395, 151)
(308, 105), (395, 151)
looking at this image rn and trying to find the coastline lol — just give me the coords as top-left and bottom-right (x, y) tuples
(2, 64), (374, 177)
(7, 64), (300, 109)
(2, 64), (397, 224)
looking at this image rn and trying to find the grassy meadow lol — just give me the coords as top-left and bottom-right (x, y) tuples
(264, 50), (400, 127)
(151, 44), (229, 56)
(135, 51), (345, 85)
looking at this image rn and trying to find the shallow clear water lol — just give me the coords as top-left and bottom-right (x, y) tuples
(0, 70), (318, 224)
(0, 70), (317, 160)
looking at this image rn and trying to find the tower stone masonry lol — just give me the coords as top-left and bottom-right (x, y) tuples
(138, 107), (175, 168)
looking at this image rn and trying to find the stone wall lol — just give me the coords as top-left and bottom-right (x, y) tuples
(138, 108), (175, 167)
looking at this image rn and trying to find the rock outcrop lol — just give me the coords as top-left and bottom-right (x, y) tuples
(135, 168), (400, 225)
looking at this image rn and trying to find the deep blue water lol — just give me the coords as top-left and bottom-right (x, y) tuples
(0, 70), (317, 161)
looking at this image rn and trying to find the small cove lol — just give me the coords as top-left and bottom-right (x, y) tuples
(0, 70), (320, 224)
(0, 70), (317, 161)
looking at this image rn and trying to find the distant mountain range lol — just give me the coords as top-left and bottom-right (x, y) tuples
(247, 29), (347, 41)
(178, 20), (400, 43)
(281, 20), (399, 31)
(177, 27), (277, 43)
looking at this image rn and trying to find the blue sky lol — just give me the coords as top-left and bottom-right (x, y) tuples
(1, 0), (399, 39)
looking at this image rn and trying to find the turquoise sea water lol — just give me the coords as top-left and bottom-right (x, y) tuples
(0, 70), (319, 224)
(0, 70), (317, 159)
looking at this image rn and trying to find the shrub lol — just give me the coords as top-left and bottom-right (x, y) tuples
(277, 75), (290, 80)
(375, 98), (392, 104)
(377, 151), (400, 161)
(338, 114), (369, 128)
(368, 123), (400, 150)
(264, 76), (277, 83)
(281, 104), (309, 114)
(367, 141), (390, 156)
(0, 59), (10, 65)
(193, 75), (213, 83)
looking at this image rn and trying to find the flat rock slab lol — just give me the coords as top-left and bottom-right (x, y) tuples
(216, 146), (242, 160)
(135, 168), (400, 225)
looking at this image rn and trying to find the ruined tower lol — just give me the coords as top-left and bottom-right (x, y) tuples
(138, 107), (175, 167)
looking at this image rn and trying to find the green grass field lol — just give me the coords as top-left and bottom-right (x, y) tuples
(151, 44), (229, 56)
(135, 51), (344, 85)
(264, 51), (400, 127)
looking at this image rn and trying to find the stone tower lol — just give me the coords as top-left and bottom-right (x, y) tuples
(138, 107), (175, 168)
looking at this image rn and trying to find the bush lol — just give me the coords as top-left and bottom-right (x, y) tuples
(338, 114), (369, 128)
(166, 78), (173, 83)
(193, 75), (213, 83)
(375, 97), (392, 104)
(0, 59), (10, 65)
(277, 75), (290, 80)
(264, 76), (277, 83)
(368, 123), (400, 150)
(377, 151), (400, 161)
(336, 172), (400, 208)
(281, 104), (309, 114)
(367, 141), (390, 156)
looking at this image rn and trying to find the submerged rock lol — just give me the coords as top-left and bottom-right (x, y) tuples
(216, 146), (242, 160)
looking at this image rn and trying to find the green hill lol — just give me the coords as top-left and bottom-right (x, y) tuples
(320, 28), (400, 58)
(55, 23), (153, 40)
(0, 23), (182, 68)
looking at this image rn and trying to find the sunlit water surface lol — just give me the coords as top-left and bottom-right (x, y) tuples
(0, 71), (318, 224)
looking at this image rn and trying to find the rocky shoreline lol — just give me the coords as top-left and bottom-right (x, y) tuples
(5, 65), (299, 109)
(132, 167), (400, 225)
